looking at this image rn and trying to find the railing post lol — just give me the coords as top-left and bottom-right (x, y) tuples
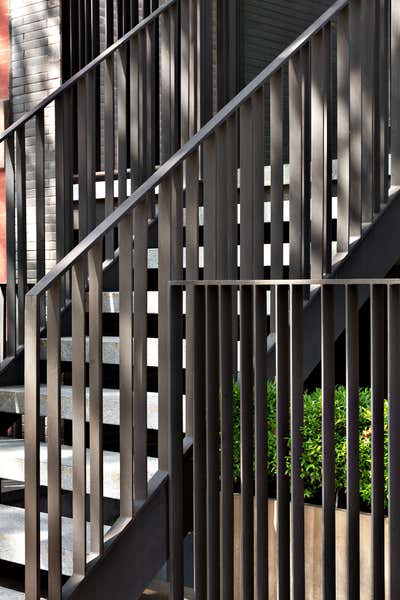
(349, 0), (362, 238)
(391, 0), (400, 185)
(388, 284), (400, 597)
(337, 6), (350, 252)
(24, 294), (40, 600)
(47, 280), (62, 597)
(311, 25), (332, 277)
(345, 284), (360, 598)
(160, 2), (180, 163)
(169, 283), (184, 598)
(158, 168), (183, 471)
(5, 126), (15, 358)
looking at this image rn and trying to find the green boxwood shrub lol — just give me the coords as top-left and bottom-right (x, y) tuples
(232, 381), (389, 510)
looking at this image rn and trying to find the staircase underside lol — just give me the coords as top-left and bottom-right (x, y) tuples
(267, 186), (400, 380)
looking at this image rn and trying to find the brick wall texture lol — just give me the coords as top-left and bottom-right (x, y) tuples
(10, 0), (61, 282)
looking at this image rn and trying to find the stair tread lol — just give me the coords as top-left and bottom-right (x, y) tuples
(0, 504), (110, 576)
(0, 587), (44, 599)
(0, 386), (165, 429)
(0, 438), (158, 499)
(39, 337), (187, 367)
(86, 291), (159, 314)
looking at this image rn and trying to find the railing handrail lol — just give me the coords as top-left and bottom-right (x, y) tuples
(26, 0), (349, 300)
(171, 278), (400, 286)
(0, 0), (176, 144)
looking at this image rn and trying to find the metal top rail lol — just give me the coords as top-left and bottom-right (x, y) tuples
(0, 0), (176, 144)
(26, 0), (349, 299)
(171, 278), (400, 286)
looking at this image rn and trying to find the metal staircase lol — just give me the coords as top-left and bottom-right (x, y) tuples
(0, 0), (398, 597)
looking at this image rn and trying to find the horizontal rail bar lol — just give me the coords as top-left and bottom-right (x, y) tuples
(171, 278), (400, 287)
(0, 0), (177, 144)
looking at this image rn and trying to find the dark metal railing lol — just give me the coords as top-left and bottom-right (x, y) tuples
(22, 0), (400, 597)
(1, 0), (199, 364)
(168, 278), (399, 598)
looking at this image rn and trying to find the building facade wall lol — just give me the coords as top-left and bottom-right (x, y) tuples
(0, 0), (9, 284)
(9, 0), (61, 282)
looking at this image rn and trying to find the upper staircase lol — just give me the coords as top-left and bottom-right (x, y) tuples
(0, 0), (398, 597)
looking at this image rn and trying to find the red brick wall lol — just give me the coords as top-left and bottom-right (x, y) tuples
(0, 0), (9, 283)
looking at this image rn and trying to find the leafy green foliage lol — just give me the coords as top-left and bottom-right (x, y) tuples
(232, 382), (389, 509)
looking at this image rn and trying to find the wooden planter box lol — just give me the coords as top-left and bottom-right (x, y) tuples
(233, 496), (389, 599)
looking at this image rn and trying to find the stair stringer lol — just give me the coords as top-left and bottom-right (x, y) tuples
(266, 186), (400, 380)
(63, 440), (193, 600)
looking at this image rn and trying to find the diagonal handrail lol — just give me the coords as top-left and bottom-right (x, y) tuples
(0, 0), (176, 144)
(26, 0), (349, 299)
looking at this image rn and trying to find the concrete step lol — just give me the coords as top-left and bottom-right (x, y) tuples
(0, 438), (158, 500)
(0, 587), (44, 599)
(39, 337), (186, 368)
(87, 291), (158, 314)
(0, 504), (110, 576)
(0, 386), (166, 429)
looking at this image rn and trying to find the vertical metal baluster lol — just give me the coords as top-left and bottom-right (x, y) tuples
(240, 89), (264, 280)
(130, 34), (140, 191)
(36, 111), (45, 326)
(289, 52), (304, 278)
(138, 30), (146, 186)
(64, 88), (74, 299)
(290, 284), (304, 598)
(346, 284), (360, 598)
(119, 212), (134, 517)
(301, 44), (311, 283)
(87, 70), (96, 232)
(388, 284), (400, 597)
(169, 284), (184, 599)
(203, 133), (217, 278)
(321, 284), (335, 600)
(254, 285), (268, 600)
(134, 196), (148, 501)
(181, 0), (190, 144)
(78, 78), (88, 241)
(361, 0), (375, 223)
(193, 284), (207, 598)
(216, 124), (228, 279)
(105, 0), (114, 47)
(47, 280), (62, 597)
(198, 0), (213, 127)
(16, 127), (26, 347)
(206, 285), (219, 598)
(158, 167), (183, 471)
(240, 285), (254, 599)
(350, 0), (362, 237)
(276, 284), (290, 600)
(226, 114), (238, 375)
(311, 26), (332, 277)
(72, 258), (87, 576)
(378, 0), (389, 204)
(145, 22), (156, 215)
(89, 240), (103, 555)
(270, 71), (283, 331)
(189, 0), (198, 138)
(371, 284), (385, 598)
(185, 151), (199, 437)
(105, 54), (115, 258)
(160, 5), (178, 163)
(220, 284), (234, 598)
(24, 294), (40, 600)
(118, 46), (127, 205)
(56, 96), (66, 304)
(337, 6), (350, 252)
(6, 132), (16, 356)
